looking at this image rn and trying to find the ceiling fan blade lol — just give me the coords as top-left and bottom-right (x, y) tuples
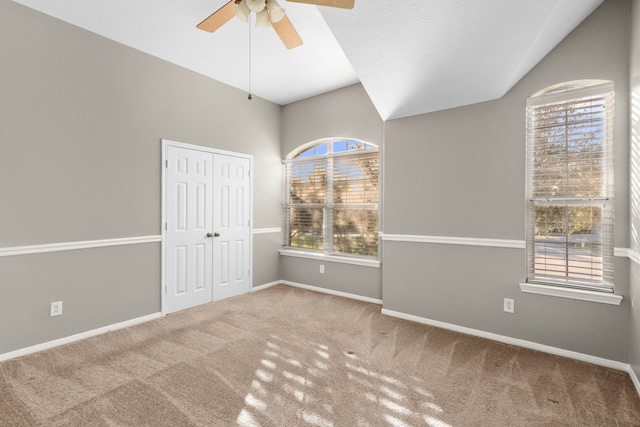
(286, 0), (354, 9)
(197, 1), (236, 33)
(271, 16), (303, 49)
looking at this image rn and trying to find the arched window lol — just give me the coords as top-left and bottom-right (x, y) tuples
(284, 138), (379, 257)
(525, 80), (614, 291)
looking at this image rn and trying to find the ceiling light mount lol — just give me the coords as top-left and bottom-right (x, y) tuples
(197, 0), (354, 49)
(238, 0), (287, 27)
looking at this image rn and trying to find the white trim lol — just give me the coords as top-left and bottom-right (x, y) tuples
(161, 140), (168, 315)
(628, 366), (640, 398)
(162, 138), (251, 159)
(253, 227), (282, 235)
(381, 308), (629, 372)
(249, 156), (255, 293)
(381, 233), (525, 249)
(284, 137), (378, 160)
(0, 236), (162, 257)
(161, 139), (254, 315)
(0, 312), (161, 363)
(279, 249), (381, 268)
(251, 281), (280, 292)
(519, 282), (623, 305)
(381, 234), (634, 260)
(528, 81), (614, 107)
(614, 247), (628, 257)
(281, 280), (383, 305)
(615, 247), (640, 264)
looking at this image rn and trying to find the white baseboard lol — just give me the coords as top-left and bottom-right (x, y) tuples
(381, 308), (629, 372)
(0, 312), (161, 363)
(251, 281), (281, 292)
(280, 280), (383, 305)
(252, 280), (383, 305)
(4, 289), (638, 398)
(629, 365), (640, 398)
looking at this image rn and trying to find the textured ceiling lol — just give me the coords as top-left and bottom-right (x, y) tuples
(320, 0), (604, 119)
(13, 0), (604, 120)
(11, 0), (359, 106)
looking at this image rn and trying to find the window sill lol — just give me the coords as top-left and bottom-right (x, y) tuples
(279, 249), (381, 268)
(519, 283), (622, 305)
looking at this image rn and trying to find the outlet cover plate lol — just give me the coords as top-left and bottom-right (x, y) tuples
(50, 301), (63, 317)
(503, 298), (514, 313)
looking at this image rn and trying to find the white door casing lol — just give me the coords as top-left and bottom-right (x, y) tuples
(212, 154), (252, 300)
(165, 146), (214, 314)
(163, 140), (253, 314)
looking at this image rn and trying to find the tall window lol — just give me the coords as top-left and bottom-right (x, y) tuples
(284, 138), (379, 257)
(526, 80), (614, 291)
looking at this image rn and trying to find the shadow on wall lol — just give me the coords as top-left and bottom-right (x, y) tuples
(629, 88), (640, 374)
(631, 91), (640, 252)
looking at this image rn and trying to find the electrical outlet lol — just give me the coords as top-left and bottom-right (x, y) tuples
(503, 298), (514, 314)
(50, 301), (63, 317)
(319, 264), (325, 274)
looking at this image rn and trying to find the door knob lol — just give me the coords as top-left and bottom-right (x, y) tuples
(206, 233), (213, 238)
(207, 232), (220, 238)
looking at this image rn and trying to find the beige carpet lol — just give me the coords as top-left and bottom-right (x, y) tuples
(1, 285), (639, 426)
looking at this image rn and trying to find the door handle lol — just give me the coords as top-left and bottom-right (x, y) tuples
(206, 232), (220, 238)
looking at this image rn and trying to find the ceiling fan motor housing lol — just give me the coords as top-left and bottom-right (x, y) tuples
(246, 0), (266, 13)
(198, 0), (346, 50)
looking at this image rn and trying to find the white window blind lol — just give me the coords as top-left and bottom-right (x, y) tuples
(525, 81), (614, 291)
(284, 139), (379, 257)
(285, 158), (326, 250)
(332, 150), (379, 255)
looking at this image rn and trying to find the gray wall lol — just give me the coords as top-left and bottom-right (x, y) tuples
(629, 0), (640, 379)
(2, 0), (637, 368)
(280, 84), (384, 300)
(383, 0), (632, 362)
(280, 83), (382, 158)
(0, 0), (282, 354)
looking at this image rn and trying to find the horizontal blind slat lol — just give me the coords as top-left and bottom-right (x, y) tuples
(525, 83), (614, 290)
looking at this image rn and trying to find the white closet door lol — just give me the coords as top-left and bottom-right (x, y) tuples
(165, 146), (214, 314)
(212, 154), (251, 301)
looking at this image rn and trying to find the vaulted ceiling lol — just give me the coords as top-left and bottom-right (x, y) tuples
(13, 0), (604, 120)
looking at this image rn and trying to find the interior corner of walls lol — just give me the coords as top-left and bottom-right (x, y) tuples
(627, 364), (640, 398)
(380, 307), (630, 372)
(280, 280), (382, 305)
(252, 281), (281, 292)
(279, 254), (382, 300)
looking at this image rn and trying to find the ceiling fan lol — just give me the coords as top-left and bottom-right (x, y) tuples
(196, 0), (355, 49)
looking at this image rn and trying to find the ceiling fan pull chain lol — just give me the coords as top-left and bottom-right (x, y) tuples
(248, 18), (253, 101)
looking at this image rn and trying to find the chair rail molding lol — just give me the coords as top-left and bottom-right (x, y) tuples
(381, 233), (525, 249)
(0, 236), (162, 257)
(383, 234), (634, 259)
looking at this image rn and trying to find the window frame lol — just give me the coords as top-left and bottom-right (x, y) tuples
(524, 80), (615, 294)
(282, 138), (380, 263)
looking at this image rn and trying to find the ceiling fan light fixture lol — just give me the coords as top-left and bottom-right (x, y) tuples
(255, 9), (271, 27)
(234, 0), (251, 22)
(246, 0), (266, 13)
(267, 0), (286, 23)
